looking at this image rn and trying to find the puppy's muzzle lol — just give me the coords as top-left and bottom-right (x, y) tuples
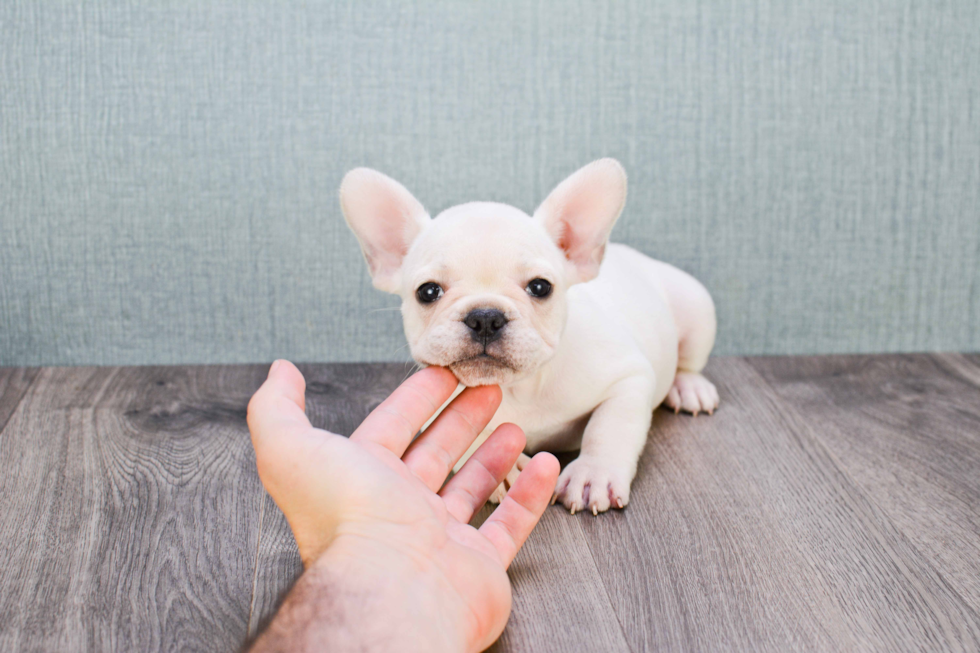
(464, 308), (507, 346)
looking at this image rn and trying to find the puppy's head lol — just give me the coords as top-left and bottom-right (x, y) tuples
(340, 159), (627, 386)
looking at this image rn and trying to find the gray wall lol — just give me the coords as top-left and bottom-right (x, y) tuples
(1, 1), (978, 367)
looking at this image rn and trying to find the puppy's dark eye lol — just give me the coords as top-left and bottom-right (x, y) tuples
(525, 278), (552, 298)
(416, 282), (444, 304)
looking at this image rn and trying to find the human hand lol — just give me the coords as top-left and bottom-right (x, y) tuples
(247, 360), (560, 653)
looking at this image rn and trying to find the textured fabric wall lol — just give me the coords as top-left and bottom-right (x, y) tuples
(1, 1), (978, 366)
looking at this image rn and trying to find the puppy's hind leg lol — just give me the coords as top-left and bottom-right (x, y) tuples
(657, 263), (720, 416)
(666, 371), (719, 416)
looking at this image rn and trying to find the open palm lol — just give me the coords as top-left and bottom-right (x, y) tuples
(247, 361), (559, 652)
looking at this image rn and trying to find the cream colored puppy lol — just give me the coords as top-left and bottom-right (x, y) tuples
(340, 159), (718, 515)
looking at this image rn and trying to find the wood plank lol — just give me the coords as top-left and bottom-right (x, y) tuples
(584, 357), (980, 651)
(0, 367), (38, 433)
(937, 351), (980, 389)
(580, 358), (853, 652)
(726, 356), (980, 649)
(3, 357), (977, 651)
(477, 503), (630, 653)
(246, 493), (303, 641)
(298, 362), (420, 436)
(0, 364), (269, 652)
(748, 353), (980, 613)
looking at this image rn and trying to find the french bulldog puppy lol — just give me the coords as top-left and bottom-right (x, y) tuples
(340, 159), (718, 514)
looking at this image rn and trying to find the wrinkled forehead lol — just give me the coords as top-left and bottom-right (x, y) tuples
(404, 203), (560, 286)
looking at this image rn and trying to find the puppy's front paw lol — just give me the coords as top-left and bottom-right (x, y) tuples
(553, 456), (631, 515)
(488, 453), (532, 504)
(665, 371), (719, 416)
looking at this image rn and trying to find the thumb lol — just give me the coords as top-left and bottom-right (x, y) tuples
(247, 360), (313, 455)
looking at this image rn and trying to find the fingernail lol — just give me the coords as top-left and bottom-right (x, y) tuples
(269, 360), (281, 377)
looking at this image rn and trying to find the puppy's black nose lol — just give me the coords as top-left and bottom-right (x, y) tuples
(464, 309), (507, 344)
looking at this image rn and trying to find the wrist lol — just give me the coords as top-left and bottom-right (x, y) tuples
(252, 540), (465, 653)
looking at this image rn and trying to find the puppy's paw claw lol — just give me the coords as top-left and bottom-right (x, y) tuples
(665, 372), (719, 416)
(487, 452), (532, 504)
(554, 457), (631, 515)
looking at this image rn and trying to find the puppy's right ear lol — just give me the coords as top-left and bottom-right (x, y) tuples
(340, 168), (430, 293)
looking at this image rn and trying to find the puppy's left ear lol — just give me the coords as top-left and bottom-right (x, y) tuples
(534, 158), (627, 283)
(340, 168), (430, 293)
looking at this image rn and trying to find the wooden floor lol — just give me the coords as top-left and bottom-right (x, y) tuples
(0, 354), (978, 652)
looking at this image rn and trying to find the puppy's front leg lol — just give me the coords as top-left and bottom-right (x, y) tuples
(555, 375), (655, 515)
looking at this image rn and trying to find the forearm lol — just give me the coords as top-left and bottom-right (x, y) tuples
(250, 540), (464, 653)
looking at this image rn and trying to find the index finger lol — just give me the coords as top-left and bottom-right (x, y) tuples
(349, 366), (459, 457)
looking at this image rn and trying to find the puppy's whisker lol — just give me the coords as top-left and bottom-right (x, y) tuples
(400, 360), (424, 384)
(388, 341), (411, 357)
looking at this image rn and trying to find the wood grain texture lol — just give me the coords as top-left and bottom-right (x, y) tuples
(580, 357), (980, 652)
(246, 493), (302, 642)
(0, 365), (269, 651)
(748, 353), (980, 616)
(1, 356), (979, 651)
(476, 504), (630, 653)
(0, 367), (38, 432)
(581, 359), (852, 651)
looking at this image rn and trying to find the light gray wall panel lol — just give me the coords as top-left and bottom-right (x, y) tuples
(1, 1), (978, 365)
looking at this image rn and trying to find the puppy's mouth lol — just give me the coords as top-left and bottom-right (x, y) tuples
(454, 352), (513, 368)
(446, 350), (518, 386)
